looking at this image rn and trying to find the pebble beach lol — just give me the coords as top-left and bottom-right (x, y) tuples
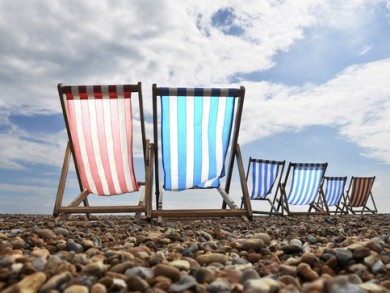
(1, 214), (390, 293)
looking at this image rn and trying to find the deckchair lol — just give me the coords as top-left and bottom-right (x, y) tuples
(278, 162), (328, 215)
(315, 176), (347, 215)
(344, 176), (377, 214)
(241, 158), (285, 215)
(53, 82), (153, 221)
(151, 84), (253, 221)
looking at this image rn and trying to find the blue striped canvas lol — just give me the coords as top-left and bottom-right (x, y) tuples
(324, 177), (347, 206)
(287, 164), (325, 205)
(160, 94), (236, 191)
(250, 161), (280, 199)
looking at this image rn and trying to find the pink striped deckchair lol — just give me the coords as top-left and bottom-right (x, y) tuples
(344, 176), (377, 214)
(53, 82), (153, 220)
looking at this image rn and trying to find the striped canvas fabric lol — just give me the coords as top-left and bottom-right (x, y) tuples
(350, 177), (374, 207)
(160, 88), (237, 191)
(324, 177), (347, 206)
(287, 164), (325, 205)
(250, 160), (281, 199)
(62, 85), (138, 195)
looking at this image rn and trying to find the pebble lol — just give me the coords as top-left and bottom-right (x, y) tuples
(64, 284), (89, 293)
(154, 264), (181, 282)
(245, 277), (280, 292)
(3, 272), (46, 293)
(241, 238), (265, 251)
(334, 248), (354, 267)
(282, 243), (303, 254)
(195, 267), (216, 283)
(34, 228), (56, 239)
(196, 253), (228, 265)
(1, 214), (390, 293)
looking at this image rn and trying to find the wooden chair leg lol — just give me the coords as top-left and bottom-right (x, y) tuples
(53, 142), (72, 217)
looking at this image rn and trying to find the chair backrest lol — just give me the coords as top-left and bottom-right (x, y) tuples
(248, 158), (285, 199)
(153, 85), (245, 191)
(349, 176), (375, 207)
(323, 176), (347, 206)
(287, 163), (327, 205)
(59, 83), (145, 195)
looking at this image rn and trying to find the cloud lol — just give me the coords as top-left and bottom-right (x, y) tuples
(0, 0), (337, 114)
(0, 0), (389, 171)
(241, 58), (390, 164)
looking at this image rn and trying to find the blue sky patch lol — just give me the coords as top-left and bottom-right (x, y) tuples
(211, 7), (244, 36)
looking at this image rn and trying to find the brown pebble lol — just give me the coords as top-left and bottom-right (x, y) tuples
(353, 247), (371, 259)
(225, 268), (242, 283)
(301, 253), (319, 267)
(195, 267), (216, 284)
(64, 284), (89, 293)
(34, 228), (56, 239)
(278, 275), (301, 289)
(154, 264), (181, 282)
(91, 283), (107, 293)
(3, 272), (46, 293)
(365, 241), (382, 254)
(109, 261), (134, 274)
(40, 272), (72, 292)
(297, 263), (319, 282)
(126, 276), (150, 291)
(196, 253), (228, 266)
(241, 239), (265, 252)
(151, 275), (172, 291)
(279, 265), (297, 277)
(321, 265), (336, 276)
(247, 253), (261, 263)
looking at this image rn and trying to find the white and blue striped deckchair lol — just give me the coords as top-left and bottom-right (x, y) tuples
(241, 158), (285, 215)
(278, 162), (328, 215)
(316, 176), (347, 214)
(151, 84), (253, 221)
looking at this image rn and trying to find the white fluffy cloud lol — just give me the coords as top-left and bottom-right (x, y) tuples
(241, 59), (390, 163)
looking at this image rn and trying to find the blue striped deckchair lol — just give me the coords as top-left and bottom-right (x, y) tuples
(151, 84), (252, 221)
(317, 176), (347, 214)
(241, 158), (285, 215)
(278, 162), (328, 215)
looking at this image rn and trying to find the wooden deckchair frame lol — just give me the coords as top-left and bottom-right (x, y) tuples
(277, 162), (329, 216)
(241, 158), (285, 216)
(151, 84), (252, 221)
(53, 82), (153, 221)
(344, 176), (377, 214)
(315, 176), (348, 215)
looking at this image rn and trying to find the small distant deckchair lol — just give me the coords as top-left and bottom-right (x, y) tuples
(315, 176), (347, 215)
(344, 176), (377, 214)
(241, 158), (285, 215)
(278, 162), (328, 215)
(151, 84), (253, 221)
(54, 82), (153, 221)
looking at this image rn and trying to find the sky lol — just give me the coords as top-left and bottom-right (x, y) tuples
(0, 0), (389, 214)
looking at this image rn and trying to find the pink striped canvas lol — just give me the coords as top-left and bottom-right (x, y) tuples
(61, 85), (138, 195)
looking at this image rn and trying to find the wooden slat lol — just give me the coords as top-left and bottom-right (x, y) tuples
(58, 205), (145, 213)
(151, 209), (247, 218)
